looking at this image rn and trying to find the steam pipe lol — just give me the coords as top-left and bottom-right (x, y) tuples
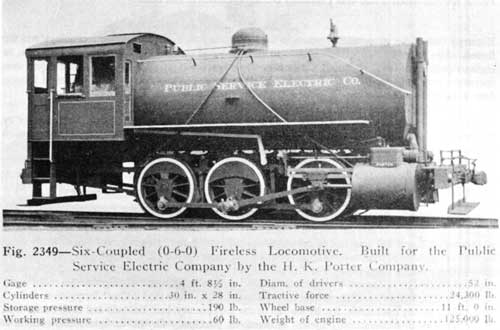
(416, 38), (427, 155)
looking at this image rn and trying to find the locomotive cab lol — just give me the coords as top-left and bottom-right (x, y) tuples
(25, 33), (179, 140)
(22, 33), (181, 204)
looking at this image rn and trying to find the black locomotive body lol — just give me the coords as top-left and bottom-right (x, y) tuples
(21, 28), (486, 221)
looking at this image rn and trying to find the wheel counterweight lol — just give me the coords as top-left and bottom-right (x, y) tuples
(204, 157), (265, 220)
(287, 158), (351, 222)
(136, 157), (195, 218)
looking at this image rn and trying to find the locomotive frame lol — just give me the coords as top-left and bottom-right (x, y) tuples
(20, 30), (486, 222)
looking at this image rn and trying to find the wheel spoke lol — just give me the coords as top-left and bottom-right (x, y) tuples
(145, 191), (157, 198)
(213, 191), (227, 200)
(294, 193), (309, 201)
(209, 184), (228, 188)
(170, 174), (180, 181)
(242, 183), (259, 188)
(144, 176), (158, 184)
(172, 190), (188, 199)
(324, 190), (342, 199)
(323, 199), (336, 212)
(242, 190), (257, 198)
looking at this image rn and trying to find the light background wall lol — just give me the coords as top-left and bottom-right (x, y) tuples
(1, 0), (498, 218)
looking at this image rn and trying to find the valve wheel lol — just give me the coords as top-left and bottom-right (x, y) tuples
(287, 158), (351, 222)
(204, 157), (265, 221)
(136, 157), (195, 218)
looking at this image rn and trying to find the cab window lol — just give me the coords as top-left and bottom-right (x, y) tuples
(33, 59), (48, 94)
(124, 61), (131, 94)
(57, 56), (83, 94)
(90, 55), (115, 97)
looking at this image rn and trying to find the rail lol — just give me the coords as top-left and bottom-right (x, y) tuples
(2, 210), (497, 229)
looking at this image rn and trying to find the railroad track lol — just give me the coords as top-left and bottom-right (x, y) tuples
(2, 209), (497, 229)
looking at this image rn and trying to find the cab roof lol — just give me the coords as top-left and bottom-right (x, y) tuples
(27, 33), (175, 51)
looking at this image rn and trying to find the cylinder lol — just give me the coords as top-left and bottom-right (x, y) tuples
(351, 163), (421, 211)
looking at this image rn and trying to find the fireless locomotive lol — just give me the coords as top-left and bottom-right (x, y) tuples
(21, 27), (486, 221)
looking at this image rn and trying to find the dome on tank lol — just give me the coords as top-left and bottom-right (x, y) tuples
(231, 27), (268, 53)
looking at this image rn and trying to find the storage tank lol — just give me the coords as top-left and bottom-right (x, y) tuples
(133, 40), (416, 149)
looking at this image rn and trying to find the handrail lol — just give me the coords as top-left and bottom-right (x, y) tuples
(49, 89), (55, 162)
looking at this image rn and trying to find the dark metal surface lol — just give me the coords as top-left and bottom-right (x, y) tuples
(351, 163), (420, 211)
(134, 45), (413, 147)
(27, 194), (97, 206)
(2, 209), (497, 229)
(58, 101), (115, 135)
